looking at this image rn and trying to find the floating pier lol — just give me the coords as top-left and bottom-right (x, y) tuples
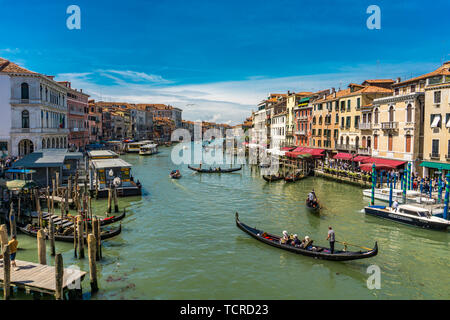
(0, 259), (86, 297)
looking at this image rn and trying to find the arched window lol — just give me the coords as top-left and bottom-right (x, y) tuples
(22, 110), (30, 128)
(312, 116), (316, 125)
(367, 137), (372, 148)
(346, 136), (350, 145)
(21, 83), (29, 100)
(42, 139), (46, 149)
(405, 135), (411, 153)
(52, 138), (55, 148)
(373, 135), (378, 150)
(374, 108), (379, 124)
(60, 137), (63, 148)
(47, 138), (50, 149)
(355, 136), (359, 149)
(56, 138), (59, 149)
(340, 136), (344, 145)
(319, 116), (322, 125)
(63, 137), (67, 148)
(406, 104), (412, 123)
(389, 106), (395, 122)
(362, 136), (367, 148)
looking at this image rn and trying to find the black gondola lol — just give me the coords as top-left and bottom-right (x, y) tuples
(170, 170), (182, 179)
(93, 210), (126, 226)
(235, 213), (378, 261)
(284, 173), (305, 182)
(188, 165), (242, 173)
(262, 175), (284, 182)
(19, 224), (122, 243)
(306, 199), (320, 212)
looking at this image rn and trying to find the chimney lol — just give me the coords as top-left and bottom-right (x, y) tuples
(396, 77), (401, 83)
(331, 87), (336, 94)
(287, 90), (291, 95)
(80, 89), (83, 93)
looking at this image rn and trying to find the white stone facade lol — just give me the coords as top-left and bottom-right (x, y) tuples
(0, 71), (69, 157)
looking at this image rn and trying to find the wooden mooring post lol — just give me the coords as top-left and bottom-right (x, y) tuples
(107, 188), (112, 215)
(49, 217), (55, 256)
(92, 217), (100, 261)
(55, 253), (63, 300)
(9, 202), (16, 237)
(2, 245), (11, 300)
(113, 187), (119, 213)
(77, 216), (85, 258)
(37, 229), (47, 265)
(88, 234), (98, 293)
(0, 224), (8, 251)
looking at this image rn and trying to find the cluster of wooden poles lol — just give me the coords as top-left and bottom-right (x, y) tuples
(1, 172), (110, 300)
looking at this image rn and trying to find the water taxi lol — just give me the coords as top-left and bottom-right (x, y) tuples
(364, 204), (450, 231)
(126, 140), (154, 153)
(139, 144), (159, 156)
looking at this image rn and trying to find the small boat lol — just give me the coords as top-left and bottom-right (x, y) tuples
(262, 175), (284, 182)
(188, 165), (242, 173)
(364, 204), (450, 231)
(88, 211), (126, 227)
(139, 143), (159, 155)
(284, 173), (305, 182)
(19, 224), (122, 243)
(362, 188), (433, 204)
(235, 213), (378, 261)
(170, 170), (182, 179)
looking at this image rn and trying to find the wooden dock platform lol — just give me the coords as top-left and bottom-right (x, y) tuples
(0, 259), (87, 295)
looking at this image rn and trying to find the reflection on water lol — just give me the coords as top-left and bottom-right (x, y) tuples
(5, 143), (450, 300)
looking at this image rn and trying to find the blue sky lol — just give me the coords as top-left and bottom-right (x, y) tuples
(1, 0), (449, 124)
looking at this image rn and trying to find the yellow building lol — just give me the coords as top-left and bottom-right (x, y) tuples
(420, 61), (450, 176)
(371, 77), (425, 172)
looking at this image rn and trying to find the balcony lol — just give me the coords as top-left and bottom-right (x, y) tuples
(358, 147), (372, 155)
(358, 123), (372, 130)
(286, 129), (294, 136)
(294, 130), (306, 136)
(381, 122), (398, 130)
(298, 116), (308, 121)
(430, 153), (440, 160)
(335, 143), (357, 151)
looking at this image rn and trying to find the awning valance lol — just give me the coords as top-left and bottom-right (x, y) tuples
(419, 161), (450, 171)
(333, 153), (353, 160)
(353, 155), (372, 162)
(361, 157), (406, 167)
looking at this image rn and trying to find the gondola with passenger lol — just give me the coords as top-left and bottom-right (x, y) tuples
(235, 213), (378, 261)
(262, 174), (284, 182)
(170, 170), (182, 179)
(188, 165), (242, 173)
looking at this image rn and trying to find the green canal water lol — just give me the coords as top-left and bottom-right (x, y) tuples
(7, 143), (450, 300)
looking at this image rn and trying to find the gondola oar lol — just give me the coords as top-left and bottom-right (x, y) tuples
(335, 240), (373, 251)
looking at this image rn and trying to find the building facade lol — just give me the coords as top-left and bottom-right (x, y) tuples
(61, 81), (89, 150)
(0, 58), (69, 157)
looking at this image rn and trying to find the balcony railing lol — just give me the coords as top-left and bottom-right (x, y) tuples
(358, 123), (372, 130)
(335, 143), (357, 151)
(358, 147), (372, 155)
(381, 122), (398, 130)
(295, 130), (306, 136)
(298, 116), (308, 121)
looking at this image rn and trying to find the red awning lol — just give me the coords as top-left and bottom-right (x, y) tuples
(286, 147), (305, 158)
(361, 157), (406, 167)
(300, 148), (325, 157)
(281, 147), (296, 151)
(333, 153), (354, 160)
(353, 155), (372, 162)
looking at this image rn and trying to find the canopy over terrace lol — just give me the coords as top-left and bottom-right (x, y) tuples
(286, 147), (324, 158)
(333, 153), (354, 161)
(359, 158), (406, 172)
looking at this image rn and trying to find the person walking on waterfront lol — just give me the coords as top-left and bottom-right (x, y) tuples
(326, 227), (335, 254)
(393, 199), (399, 212)
(8, 235), (18, 270)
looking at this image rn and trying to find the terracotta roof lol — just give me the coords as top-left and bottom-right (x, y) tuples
(395, 61), (450, 86)
(0, 57), (37, 74)
(362, 79), (395, 84)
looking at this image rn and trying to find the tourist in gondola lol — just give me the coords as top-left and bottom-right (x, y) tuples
(280, 230), (289, 244)
(326, 227), (335, 254)
(293, 234), (301, 247)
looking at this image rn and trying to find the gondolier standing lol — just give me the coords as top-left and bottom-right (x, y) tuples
(326, 227), (335, 254)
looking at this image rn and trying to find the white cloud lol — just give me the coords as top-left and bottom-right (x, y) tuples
(55, 61), (437, 125)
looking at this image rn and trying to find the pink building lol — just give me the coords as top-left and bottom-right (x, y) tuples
(59, 81), (90, 150)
